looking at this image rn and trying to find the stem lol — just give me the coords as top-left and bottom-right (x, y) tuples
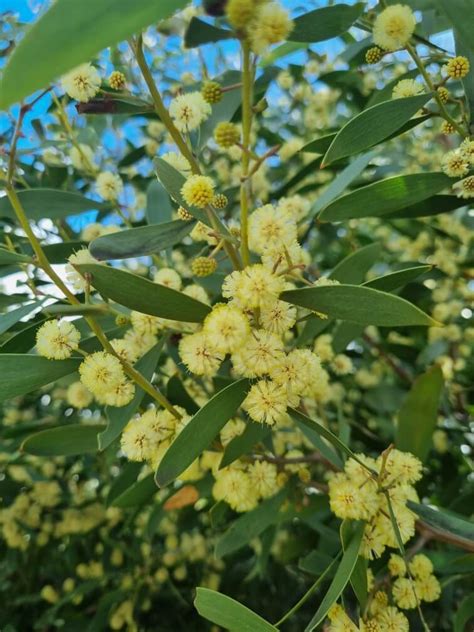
(240, 39), (253, 267)
(406, 43), (467, 138)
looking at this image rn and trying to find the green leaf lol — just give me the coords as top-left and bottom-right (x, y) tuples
(220, 423), (271, 469)
(322, 95), (432, 166)
(454, 594), (474, 632)
(106, 462), (142, 507)
(184, 17), (233, 48)
(364, 265), (432, 292)
(407, 502), (474, 551)
(155, 379), (250, 487)
(21, 424), (105, 456)
(290, 4), (365, 43)
(282, 284), (438, 327)
(215, 489), (286, 558)
(0, 0), (188, 109)
(385, 194), (467, 219)
(99, 342), (164, 450)
(0, 318), (46, 354)
(439, 0), (474, 55)
(146, 180), (173, 225)
(260, 42), (308, 67)
(111, 473), (158, 508)
(0, 189), (108, 221)
(293, 415), (344, 469)
(301, 133), (336, 155)
(330, 243), (381, 284)
(89, 220), (194, 260)
(0, 355), (81, 402)
(341, 521), (367, 611)
(0, 300), (44, 336)
(366, 68), (420, 107)
(194, 588), (277, 632)
(167, 375), (199, 414)
(304, 521), (365, 631)
(319, 173), (451, 222)
(396, 366), (444, 461)
(0, 248), (32, 265)
(310, 152), (375, 216)
(76, 263), (211, 323)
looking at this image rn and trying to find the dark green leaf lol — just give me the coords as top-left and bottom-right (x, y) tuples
(407, 502), (474, 551)
(146, 179), (173, 225)
(184, 17), (233, 48)
(319, 173), (451, 222)
(0, 189), (108, 221)
(156, 379), (250, 487)
(341, 521), (367, 611)
(194, 588), (277, 632)
(0, 300), (43, 336)
(220, 423), (271, 469)
(0, 0), (188, 108)
(106, 462), (142, 507)
(330, 243), (381, 284)
(385, 194), (468, 219)
(76, 263), (211, 323)
(322, 95), (432, 166)
(454, 594), (474, 632)
(0, 248), (32, 265)
(364, 265), (432, 292)
(439, 0), (474, 55)
(111, 473), (158, 508)
(290, 4), (365, 43)
(89, 220), (194, 260)
(21, 424), (105, 456)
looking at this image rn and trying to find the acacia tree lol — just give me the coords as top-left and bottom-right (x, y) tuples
(0, 1), (473, 630)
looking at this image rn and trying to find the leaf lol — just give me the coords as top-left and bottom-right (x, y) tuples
(341, 521), (367, 611)
(282, 284), (438, 327)
(293, 415), (344, 470)
(0, 355), (81, 402)
(319, 173), (452, 222)
(111, 473), (157, 508)
(215, 489), (286, 558)
(439, 0), (474, 55)
(364, 265), (432, 292)
(220, 423), (271, 469)
(184, 17), (233, 48)
(0, 300), (43, 336)
(396, 366), (444, 461)
(260, 42), (308, 67)
(290, 4), (365, 43)
(385, 194), (467, 219)
(330, 243), (381, 284)
(145, 180), (173, 225)
(194, 588), (277, 632)
(454, 594), (474, 632)
(166, 375), (199, 414)
(155, 379), (250, 487)
(99, 342), (164, 450)
(89, 220), (193, 260)
(0, 189), (108, 221)
(0, 0), (188, 109)
(301, 133), (336, 155)
(0, 248), (32, 265)
(366, 68), (420, 107)
(0, 318), (46, 354)
(407, 502), (474, 552)
(76, 263), (211, 323)
(322, 95), (432, 166)
(106, 462), (142, 507)
(304, 521), (365, 631)
(310, 152), (375, 216)
(21, 424), (105, 456)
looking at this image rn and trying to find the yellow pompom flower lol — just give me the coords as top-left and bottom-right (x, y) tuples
(248, 2), (294, 55)
(232, 329), (285, 378)
(392, 577), (418, 610)
(40, 585), (59, 604)
(392, 78), (423, 99)
(260, 299), (296, 335)
(408, 554), (433, 579)
(202, 304), (250, 354)
(179, 332), (224, 376)
(374, 606), (409, 632)
(388, 554), (407, 577)
(169, 92), (211, 132)
(108, 70), (126, 90)
(442, 150), (469, 178)
(242, 379), (289, 425)
(96, 171), (123, 201)
(79, 351), (125, 396)
(214, 121), (240, 148)
(453, 175), (474, 199)
(61, 63), (101, 102)
(36, 320), (81, 360)
(248, 204), (297, 255)
(444, 55), (470, 79)
(213, 466), (259, 512)
(153, 267), (182, 291)
(181, 175), (215, 208)
(192, 257), (218, 277)
(120, 419), (157, 462)
(226, 0), (257, 30)
(100, 380), (135, 407)
(130, 311), (161, 336)
(414, 574), (441, 602)
(247, 461), (279, 499)
(373, 5), (416, 52)
(366, 46), (384, 64)
(201, 80), (223, 104)
(222, 264), (286, 310)
(66, 381), (93, 408)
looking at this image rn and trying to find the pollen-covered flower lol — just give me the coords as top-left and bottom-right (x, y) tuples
(242, 379), (289, 426)
(232, 329), (285, 377)
(248, 3), (294, 55)
(130, 311), (161, 336)
(414, 574), (441, 602)
(202, 304), (250, 354)
(444, 55), (470, 79)
(162, 151), (192, 176)
(153, 268), (182, 291)
(441, 150), (469, 178)
(120, 420), (157, 462)
(222, 264), (286, 310)
(248, 204), (297, 255)
(373, 5), (416, 51)
(459, 138), (474, 164)
(61, 63), (101, 102)
(96, 171), (123, 201)
(453, 175), (474, 199)
(392, 577), (418, 610)
(247, 461), (280, 499)
(225, 0), (256, 30)
(179, 332), (224, 376)
(66, 381), (94, 408)
(181, 175), (215, 208)
(36, 320), (81, 360)
(66, 248), (102, 291)
(260, 299), (296, 335)
(213, 467), (258, 513)
(79, 352), (125, 396)
(100, 380), (135, 407)
(169, 92), (211, 132)
(392, 79), (423, 99)
(408, 554), (433, 579)
(375, 606), (409, 632)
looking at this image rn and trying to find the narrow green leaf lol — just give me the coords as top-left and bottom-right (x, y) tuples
(0, 318), (46, 354)
(21, 424), (105, 456)
(0, 189), (108, 221)
(439, 0), (474, 55)
(282, 284), (438, 327)
(290, 4), (364, 43)
(106, 462), (142, 507)
(407, 502), (474, 550)
(341, 521), (367, 611)
(76, 264), (211, 323)
(396, 366), (444, 461)
(146, 179), (173, 225)
(0, 0), (188, 109)
(330, 243), (381, 284)
(184, 17), (233, 48)
(0, 248), (32, 265)
(194, 588), (277, 632)
(215, 489), (286, 558)
(0, 355), (81, 402)
(99, 342), (164, 450)
(89, 220), (194, 260)
(454, 594), (474, 632)
(319, 173), (451, 222)
(301, 133), (336, 155)
(111, 473), (158, 508)
(220, 423), (271, 469)
(322, 95), (432, 166)
(305, 521), (365, 631)
(385, 194), (467, 219)
(0, 300), (43, 336)
(166, 375), (199, 415)
(364, 265), (432, 292)
(293, 416), (344, 469)
(156, 379), (250, 487)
